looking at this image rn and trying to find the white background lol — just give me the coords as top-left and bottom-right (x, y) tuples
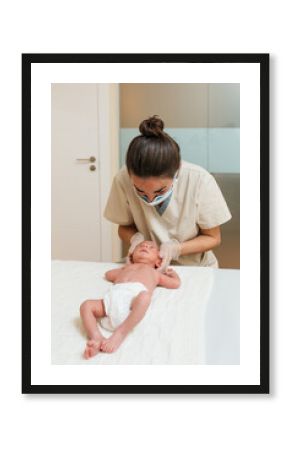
(0, 1), (286, 449)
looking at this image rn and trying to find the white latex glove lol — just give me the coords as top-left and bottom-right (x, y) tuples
(126, 232), (145, 264)
(159, 239), (181, 272)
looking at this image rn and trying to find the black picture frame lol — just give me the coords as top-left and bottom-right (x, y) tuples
(22, 53), (269, 394)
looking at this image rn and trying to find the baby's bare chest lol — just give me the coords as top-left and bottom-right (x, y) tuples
(115, 264), (158, 289)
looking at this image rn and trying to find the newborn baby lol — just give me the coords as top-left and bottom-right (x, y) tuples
(80, 240), (181, 358)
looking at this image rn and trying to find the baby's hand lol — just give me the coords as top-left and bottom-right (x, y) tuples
(158, 267), (181, 289)
(165, 268), (175, 277)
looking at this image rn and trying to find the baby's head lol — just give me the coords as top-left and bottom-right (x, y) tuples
(131, 241), (162, 268)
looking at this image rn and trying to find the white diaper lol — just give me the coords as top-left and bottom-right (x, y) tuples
(101, 282), (148, 332)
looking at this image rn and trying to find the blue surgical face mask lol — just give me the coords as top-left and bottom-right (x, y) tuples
(134, 173), (178, 207)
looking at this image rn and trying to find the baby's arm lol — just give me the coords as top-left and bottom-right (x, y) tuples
(158, 268), (181, 289)
(105, 267), (123, 282)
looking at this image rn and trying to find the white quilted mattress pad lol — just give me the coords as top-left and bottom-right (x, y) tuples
(51, 260), (215, 365)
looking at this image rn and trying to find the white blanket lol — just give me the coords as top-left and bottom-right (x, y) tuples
(51, 261), (215, 364)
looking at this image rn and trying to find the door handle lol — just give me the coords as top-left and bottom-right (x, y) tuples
(76, 156), (96, 163)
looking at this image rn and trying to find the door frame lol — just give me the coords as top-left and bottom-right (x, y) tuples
(97, 84), (122, 262)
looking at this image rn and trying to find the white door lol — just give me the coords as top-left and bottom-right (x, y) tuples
(51, 83), (120, 262)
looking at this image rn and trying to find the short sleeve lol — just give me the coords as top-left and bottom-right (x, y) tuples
(197, 173), (232, 229)
(103, 175), (134, 225)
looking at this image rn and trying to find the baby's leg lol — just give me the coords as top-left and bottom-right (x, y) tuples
(101, 291), (151, 353)
(80, 299), (106, 359)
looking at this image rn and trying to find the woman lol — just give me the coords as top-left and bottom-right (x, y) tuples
(104, 115), (232, 271)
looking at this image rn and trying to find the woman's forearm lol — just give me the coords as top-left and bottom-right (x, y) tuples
(180, 228), (221, 256)
(118, 224), (138, 244)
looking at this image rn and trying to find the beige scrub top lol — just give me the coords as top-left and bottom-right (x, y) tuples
(104, 161), (232, 267)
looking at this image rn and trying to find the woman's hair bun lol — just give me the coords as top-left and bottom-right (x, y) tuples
(139, 115), (164, 138)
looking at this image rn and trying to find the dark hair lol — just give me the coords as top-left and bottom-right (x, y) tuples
(126, 116), (180, 178)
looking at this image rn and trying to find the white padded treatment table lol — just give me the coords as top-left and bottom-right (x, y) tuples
(51, 261), (239, 365)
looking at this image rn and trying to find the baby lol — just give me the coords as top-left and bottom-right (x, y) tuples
(80, 240), (181, 358)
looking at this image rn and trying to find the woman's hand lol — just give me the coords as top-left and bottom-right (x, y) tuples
(159, 239), (181, 272)
(126, 232), (145, 263)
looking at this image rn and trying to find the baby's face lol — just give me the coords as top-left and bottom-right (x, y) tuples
(132, 241), (161, 267)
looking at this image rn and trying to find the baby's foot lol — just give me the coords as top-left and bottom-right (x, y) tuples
(101, 330), (126, 353)
(83, 339), (103, 359)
